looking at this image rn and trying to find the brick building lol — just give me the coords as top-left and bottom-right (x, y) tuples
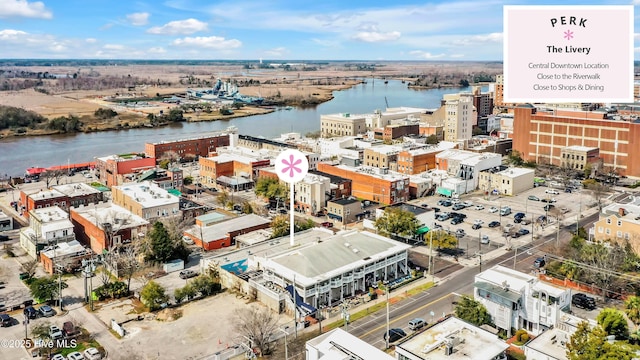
(317, 163), (409, 205)
(144, 132), (232, 160)
(513, 106), (640, 177)
(19, 189), (67, 218)
(183, 214), (271, 250)
(199, 152), (271, 188)
(111, 181), (180, 221)
(95, 154), (156, 188)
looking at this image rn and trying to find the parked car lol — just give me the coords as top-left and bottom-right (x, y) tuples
(451, 198), (461, 205)
(471, 223), (482, 230)
(455, 229), (465, 237)
(518, 229), (530, 236)
(39, 305), (55, 317)
(321, 222), (334, 228)
(49, 325), (63, 340)
(545, 189), (560, 195)
(473, 219), (484, 225)
(500, 207), (511, 216)
(514, 212), (525, 219)
(481, 235), (490, 244)
(67, 351), (85, 360)
(431, 207), (441, 213)
(451, 217), (464, 225)
(462, 201), (473, 208)
(437, 213), (451, 221)
(564, 188), (572, 193)
(0, 314), (13, 327)
(474, 205), (485, 210)
(63, 321), (79, 338)
(488, 221), (500, 228)
(488, 206), (499, 213)
(384, 328), (407, 342)
(544, 204), (555, 212)
(503, 223), (514, 233)
(51, 354), (66, 360)
(439, 200), (452, 207)
(511, 232), (521, 238)
(24, 306), (38, 319)
(84, 347), (103, 360)
(527, 195), (540, 201)
(452, 203), (466, 211)
(537, 215), (547, 223)
(533, 257), (546, 269)
(0, 234), (8, 242)
(572, 293), (596, 310)
(179, 270), (198, 280)
(408, 318), (427, 331)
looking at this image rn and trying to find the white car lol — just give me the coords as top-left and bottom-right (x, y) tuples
(462, 201), (473, 207)
(67, 352), (84, 360)
(545, 189), (560, 195)
(451, 198), (461, 204)
(481, 235), (490, 244)
(84, 347), (102, 360)
(474, 205), (485, 210)
(473, 219), (484, 225)
(49, 325), (63, 340)
(51, 355), (66, 360)
(488, 206), (499, 213)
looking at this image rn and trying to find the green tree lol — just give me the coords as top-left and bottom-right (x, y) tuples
(597, 308), (629, 339)
(270, 216), (315, 238)
(140, 281), (168, 311)
(254, 177), (287, 200)
(426, 230), (457, 250)
(425, 134), (438, 145)
(183, 176), (193, 185)
(28, 276), (67, 303)
(146, 222), (174, 263)
(167, 108), (185, 122)
(625, 296), (640, 326)
(374, 207), (420, 239)
(459, 79), (470, 87)
(191, 274), (221, 297)
(454, 295), (491, 327)
(567, 321), (633, 360)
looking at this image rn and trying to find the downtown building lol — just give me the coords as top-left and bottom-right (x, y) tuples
(513, 106), (640, 177)
(144, 129), (233, 160)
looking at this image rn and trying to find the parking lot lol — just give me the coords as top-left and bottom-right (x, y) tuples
(414, 184), (596, 258)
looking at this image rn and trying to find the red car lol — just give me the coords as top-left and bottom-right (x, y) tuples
(321, 222), (333, 228)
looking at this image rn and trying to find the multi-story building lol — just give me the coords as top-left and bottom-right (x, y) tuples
(513, 106), (640, 177)
(591, 199), (640, 253)
(144, 131), (232, 160)
(317, 163), (409, 205)
(435, 150), (502, 194)
(183, 214), (271, 250)
(475, 265), (571, 336)
(237, 134), (297, 151)
(444, 93), (474, 142)
(95, 153), (156, 188)
(40, 240), (92, 274)
(363, 145), (401, 170)
(199, 150), (272, 188)
(294, 174), (331, 215)
(472, 86), (494, 122)
(381, 123), (419, 142)
(111, 181), (180, 221)
(395, 316), (508, 360)
(326, 198), (363, 225)
(52, 183), (104, 208)
(306, 328), (393, 360)
(320, 112), (368, 137)
(309, 170), (352, 202)
(19, 206), (75, 258)
(478, 167), (535, 196)
(19, 188), (67, 218)
(70, 202), (149, 254)
(560, 146), (600, 172)
(149, 167), (184, 190)
(397, 143), (457, 175)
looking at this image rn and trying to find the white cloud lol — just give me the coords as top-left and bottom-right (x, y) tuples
(263, 47), (287, 57)
(126, 12), (150, 26)
(0, 0), (52, 19)
(450, 32), (502, 46)
(409, 50), (446, 59)
(352, 30), (401, 43)
(311, 38), (341, 48)
(0, 29), (28, 40)
(148, 47), (166, 54)
(172, 36), (241, 49)
(103, 44), (125, 50)
(85, 38), (97, 43)
(147, 18), (208, 35)
(450, 54), (465, 58)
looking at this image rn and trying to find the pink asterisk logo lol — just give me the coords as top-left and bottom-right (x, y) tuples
(281, 154), (302, 178)
(563, 30), (574, 40)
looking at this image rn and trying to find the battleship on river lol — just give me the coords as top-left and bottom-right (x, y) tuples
(187, 79), (264, 105)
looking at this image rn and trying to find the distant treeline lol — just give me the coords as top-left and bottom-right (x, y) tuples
(0, 105), (87, 133)
(0, 59), (334, 67)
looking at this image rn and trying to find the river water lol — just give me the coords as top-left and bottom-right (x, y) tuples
(0, 80), (481, 177)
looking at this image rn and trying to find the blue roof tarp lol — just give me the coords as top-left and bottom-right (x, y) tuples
(285, 284), (317, 315)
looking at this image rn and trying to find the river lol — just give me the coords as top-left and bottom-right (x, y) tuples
(0, 80), (483, 177)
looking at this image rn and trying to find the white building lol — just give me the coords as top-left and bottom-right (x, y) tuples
(20, 206), (75, 258)
(523, 313), (596, 360)
(306, 328), (394, 360)
(475, 266), (571, 336)
(444, 93), (474, 142)
(478, 167), (535, 196)
(395, 316), (508, 360)
(435, 150), (502, 195)
(295, 173), (331, 215)
(111, 181), (180, 221)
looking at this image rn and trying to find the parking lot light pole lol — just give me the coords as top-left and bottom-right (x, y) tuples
(385, 283), (390, 349)
(279, 327), (289, 360)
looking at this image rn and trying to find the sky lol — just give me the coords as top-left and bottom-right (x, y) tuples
(0, 0), (638, 60)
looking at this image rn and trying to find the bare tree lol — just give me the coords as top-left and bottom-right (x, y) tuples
(115, 245), (141, 293)
(234, 305), (280, 357)
(40, 170), (56, 188)
(584, 181), (609, 210)
(21, 260), (38, 278)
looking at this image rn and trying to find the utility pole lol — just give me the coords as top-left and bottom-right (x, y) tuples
(385, 283), (390, 349)
(576, 197), (582, 236)
(429, 230), (435, 281)
(279, 327), (289, 360)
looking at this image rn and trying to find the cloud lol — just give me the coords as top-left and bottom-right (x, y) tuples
(450, 54), (465, 58)
(311, 38), (341, 48)
(409, 50), (446, 59)
(147, 18), (208, 35)
(263, 47), (287, 57)
(172, 36), (241, 49)
(104, 44), (125, 50)
(352, 30), (401, 42)
(85, 38), (97, 43)
(0, 29), (28, 40)
(450, 32), (502, 46)
(126, 12), (149, 26)
(148, 47), (166, 54)
(0, 0), (52, 19)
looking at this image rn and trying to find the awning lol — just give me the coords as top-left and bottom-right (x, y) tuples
(168, 189), (182, 197)
(416, 226), (430, 235)
(436, 187), (452, 197)
(285, 285), (316, 315)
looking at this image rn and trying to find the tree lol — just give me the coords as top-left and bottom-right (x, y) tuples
(234, 305), (280, 356)
(140, 281), (168, 311)
(183, 176), (193, 185)
(426, 230), (457, 250)
(566, 321), (633, 360)
(454, 295), (491, 327)
(583, 180), (609, 211)
(115, 246), (140, 293)
(254, 177), (287, 200)
(191, 274), (220, 297)
(31, 321), (54, 357)
(374, 208), (420, 240)
(145, 222), (174, 263)
(625, 296), (640, 326)
(425, 134), (438, 145)
(597, 308), (629, 339)
(28, 276), (67, 303)
(270, 216), (315, 239)
(459, 79), (470, 87)
(21, 260), (38, 278)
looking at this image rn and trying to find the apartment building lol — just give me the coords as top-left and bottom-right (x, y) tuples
(396, 142), (457, 175)
(472, 86), (494, 122)
(513, 106), (640, 177)
(320, 113), (367, 137)
(363, 145), (401, 169)
(560, 145), (600, 171)
(294, 174), (331, 214)
(435, 150), (502, 194)
(144, 131), (232, 159)
(20, 206), (75, 258)
(199, 152), (271, 187)
(111, 181), (180, 221)
(95, 153), (156, 188)
(443, 93), (474, 142)
(478, 167), (535, 196)
(19, 188), (68, 218)
(317, 163), (409, 205)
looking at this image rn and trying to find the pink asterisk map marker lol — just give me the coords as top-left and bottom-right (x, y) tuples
(281, 154), (302, 178)
(563, 30), (574, 40)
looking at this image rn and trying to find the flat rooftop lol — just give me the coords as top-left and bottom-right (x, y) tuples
(31, 206), (69, 222)
(334, 164), (409, 182)
(71, 202), (149, 230)
(562, 145), (598, 152)
(53, 183), (101, 197)
(396, 316), (508, 360)
(523, 328), (568, 360)
(187, 214), (270, 243)
(41, 240), (91, 259)
(475, 265), (537, 293)
(330, 198), (359, 206)
(115, 181), (179, 208)
(306, 328), (394, 360)
(385, 203), (430, 216)
(27, 188), (65, 200)
(268, 230), (412, 285)
(497, 167), (535, 178)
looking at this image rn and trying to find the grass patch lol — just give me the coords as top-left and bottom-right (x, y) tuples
(108, 329), (123, 339)
(405, 282), (434, 296)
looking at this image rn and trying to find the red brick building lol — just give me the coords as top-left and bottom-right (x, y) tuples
(144, 133), (231, 160)
(513, 106), (640, 177)
(317, 163), (409, 205)
(183, 214), (270, 251)
(95, 154), (156, 188)
(19, 189), (67, 218)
